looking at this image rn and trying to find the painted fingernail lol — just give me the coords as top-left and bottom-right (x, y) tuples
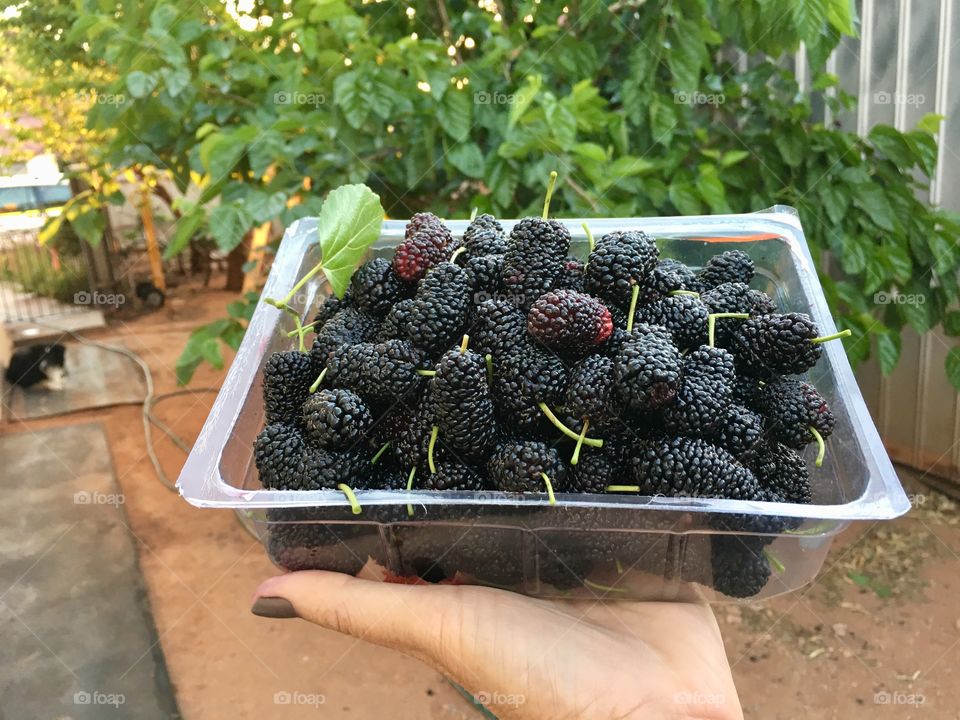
(251, 596), (298, 619)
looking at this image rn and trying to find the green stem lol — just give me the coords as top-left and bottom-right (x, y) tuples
(541, 170), (559, 219)
(286, 321), (317, 337)
(406, 466), (416, 517)
(370, 441), (391, 465)
(764, 549), (785, 574)
(485, 353), (493, 385)
(810, 329), (852, 344)
(707, 312), (749, 347)
(267, 262), (325, 310)
(582, 222), (595, 253)
(337, 484), (362, 515)
(416, 369), (437, 377)
(309, 368), (327, 393)
(428, 425), (439, 474)
(449, 246), (466, 263)
(626, 283), (640, 333)
(669, 290), (700, 297)
(605, 484), (640, 492)
(539, 472), (557, 505)
(470, 206), (478, 221)
(785, 521), (835, 536)
(537, 403), (604, 447)
(810, 426), (826, 467)
(584, 579), (628, 594)
(571, 418), (589, 466)
(615, 557), (625, 575)
(459, 334), (470, 353)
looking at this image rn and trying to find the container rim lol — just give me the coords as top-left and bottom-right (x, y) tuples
(177, 207), (911, 523)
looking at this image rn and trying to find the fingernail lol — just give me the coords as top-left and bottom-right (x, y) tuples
(251, 596), (298, 619)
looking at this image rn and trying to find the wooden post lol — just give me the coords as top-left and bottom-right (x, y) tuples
(139, 185), (165, 291)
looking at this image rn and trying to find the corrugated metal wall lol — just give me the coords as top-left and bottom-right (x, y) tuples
(805, 1), (960, 480)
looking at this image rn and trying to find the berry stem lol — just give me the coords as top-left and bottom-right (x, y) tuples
(584, 579), (627, 594)
(416, 369), (437, 376)
(459, 334), (470, 353)
(541, 170), (559, 219)
(571, 418), (590, 466)
(615, 557), (625, 575)
(484, 353), (493, 385)
(293, 315), (308, 352)
(707, 312), (749, 347)
(470, 206), (478, 221)
(309, 368), (327, 393)
(266, 262), (325, 310)
(337, 484), (362, 515)
(809, 426), (826, 467)
(406, 466), (416, 517)
(669, 290), (700, 297)
(763, 548), (786, 574)
(785, 521), (836, 536)
(537, 402), (604, 447)
(449, 246), (466, 263)
(286, 321), (317, 337)
(428, 425), (439, 473)
(810, 329), (852, 345)
(605, 484), (640, 492)
(582, 222), (595, 253)
(370, 441), (391, 465)
(626, 283), (640, 333)
(539, 472), (557, 505)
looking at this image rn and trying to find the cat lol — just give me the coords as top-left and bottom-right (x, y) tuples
(4, 343), (67, 390)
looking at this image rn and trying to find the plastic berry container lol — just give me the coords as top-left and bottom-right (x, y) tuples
(177, 206), (910, 602)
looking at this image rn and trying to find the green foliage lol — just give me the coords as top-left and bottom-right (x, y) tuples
(9, 0), (959, 387)
(176, 291), (258, 385)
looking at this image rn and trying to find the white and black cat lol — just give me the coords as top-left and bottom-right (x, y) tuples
(5, 343), (67, 390)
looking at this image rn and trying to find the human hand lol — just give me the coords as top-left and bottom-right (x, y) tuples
(253, 572), (743, 720)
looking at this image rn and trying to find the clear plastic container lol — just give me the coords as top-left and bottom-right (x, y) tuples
(177, 206), (910, 602)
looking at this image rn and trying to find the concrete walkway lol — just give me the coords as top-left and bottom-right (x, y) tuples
(0, 422), (179, 718)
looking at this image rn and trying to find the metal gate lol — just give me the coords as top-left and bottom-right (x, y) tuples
(0, 229), (88, 323)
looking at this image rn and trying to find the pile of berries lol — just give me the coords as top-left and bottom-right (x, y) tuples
(254, 201), (848, 598)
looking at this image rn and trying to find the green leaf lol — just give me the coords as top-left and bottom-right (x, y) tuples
(126, 70), (158, 99)
(199, 128), (257, 181)
(317, 184), (384, 298)
(667, 19), (705, 92)
(916, 113), (944, 135)
(447, 142), (485, 178)
(696, 164), (730, 213)
(438, 89), (472, 142)
(792, 0), (829, 43)
(669, 180), (702, 215)
(720, 150), (750, 168)
(852, 181), (896, 232)
(876, 332), (900, 375)
(649, 98), (676, 146)
(160, 67), (190, 97)
(826, 0), (856, 35)
(508, 75), (542, 129)
(208, 204), (252, 252)
(71, 209), (105, 246)
(946, 347), (960, 391)
(572, 143), (607, 163)
(774, 130), (805, 168)
(943, 310), (960, 336)
(245, 190), (288, 223)
(333, 71), (368, 129)
(163, 207), (205, 259)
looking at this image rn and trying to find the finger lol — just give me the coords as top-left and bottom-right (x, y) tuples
(252, 571), (469, 659)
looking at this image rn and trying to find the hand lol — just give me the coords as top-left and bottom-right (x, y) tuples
(253, 572), (743, 720)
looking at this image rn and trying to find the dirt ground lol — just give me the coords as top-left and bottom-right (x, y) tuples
(4, 281), (959, 719)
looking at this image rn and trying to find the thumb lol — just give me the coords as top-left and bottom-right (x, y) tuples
(251, 571), (468, 660)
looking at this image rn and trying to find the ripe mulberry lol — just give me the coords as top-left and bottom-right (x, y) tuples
(527, 289), (613, 353)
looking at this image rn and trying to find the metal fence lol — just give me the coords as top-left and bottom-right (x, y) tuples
(0, 230), (88, 322)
